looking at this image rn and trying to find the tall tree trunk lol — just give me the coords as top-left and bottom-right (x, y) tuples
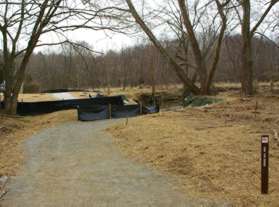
(205, 0), (227, 95)
(4, 74), (23, 115)
(241, 0), (254, 96)
(3, 59), (18, 114)
(178, 0), (208, 94)
(4, 92), (18, 115)
(241, 39), (254, 95)
(199, 64), (209, 95)
(3, 44), (35, 114)
(125, 0), (200, 95)
(151, 66), (156, 101)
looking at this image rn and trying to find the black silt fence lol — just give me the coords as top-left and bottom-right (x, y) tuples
(142, 105), (160, 114)
(111, 105), (140, 118)
(77, 104), (140, 121)
(77, 105), (109, 121)
(1, 96), (124, 115)
(77, 104), (160, 121)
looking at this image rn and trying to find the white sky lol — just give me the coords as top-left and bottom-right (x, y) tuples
(38, 29), (140, 54)
(22, 0), (279, 54)
(35, 0), (155, 54)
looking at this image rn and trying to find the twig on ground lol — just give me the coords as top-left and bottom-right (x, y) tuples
(0, 176), (9, 200)
(0, 189), (8, 200)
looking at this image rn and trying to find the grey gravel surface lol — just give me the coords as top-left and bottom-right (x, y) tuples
(1, 120), (231, 207)
(1, 121), (195, 207)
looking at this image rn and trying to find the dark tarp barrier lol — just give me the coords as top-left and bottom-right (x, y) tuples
(143, 105), (160, 114)
(78, 104), (140, 121)
(77, 105), (109, 121)
(90, 95), (124, 105)
(111, 105), (140, 118)
(0, 95), (124, 115)
(78, 104), (160, 121)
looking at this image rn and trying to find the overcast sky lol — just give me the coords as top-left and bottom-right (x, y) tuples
(38, 29), (140, 54)
(36, 0), (167, 54)
(28, 0), (279, 54)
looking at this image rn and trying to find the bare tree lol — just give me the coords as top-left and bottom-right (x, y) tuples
(0, 0), (126, 114)
(124, 0), (229, 95)
(233, 0), (279, 95)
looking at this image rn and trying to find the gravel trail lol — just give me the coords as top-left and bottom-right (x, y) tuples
(1, 120), (197, 207)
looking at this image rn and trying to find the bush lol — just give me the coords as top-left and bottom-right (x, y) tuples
(184, 95), (221, 107)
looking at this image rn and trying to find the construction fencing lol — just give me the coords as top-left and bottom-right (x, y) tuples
(0, 95), (159, 121)
(77, 104), (159, 121)
(0, 96), (124, 115)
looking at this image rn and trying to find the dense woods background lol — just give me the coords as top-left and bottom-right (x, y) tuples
(23, 35), (279, 92)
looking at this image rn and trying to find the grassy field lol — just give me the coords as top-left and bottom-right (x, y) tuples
(108, 89), (279, 206)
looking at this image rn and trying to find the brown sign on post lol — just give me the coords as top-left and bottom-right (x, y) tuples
(261, 135), (269, 194)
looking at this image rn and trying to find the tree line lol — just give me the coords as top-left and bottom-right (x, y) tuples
(24, 35), (279, 92)
(0, 0), (278, 114)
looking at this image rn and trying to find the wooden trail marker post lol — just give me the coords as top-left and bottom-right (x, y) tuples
(261, 135), (269, 194)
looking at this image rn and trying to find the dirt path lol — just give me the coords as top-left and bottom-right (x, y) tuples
(0, 120), (217, 207)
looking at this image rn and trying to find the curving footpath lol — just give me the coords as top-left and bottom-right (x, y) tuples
(1, 120), (228, 207)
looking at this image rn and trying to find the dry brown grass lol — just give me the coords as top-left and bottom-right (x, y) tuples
(1, 84), (279, 206)
(70, 91), (95, 99)
(108, 92), (279, 206)
(16, 92), (96, 102)
(0, 110), (76, 176)
(97, 85), (182, 100)
(17, 93), (55, 102)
